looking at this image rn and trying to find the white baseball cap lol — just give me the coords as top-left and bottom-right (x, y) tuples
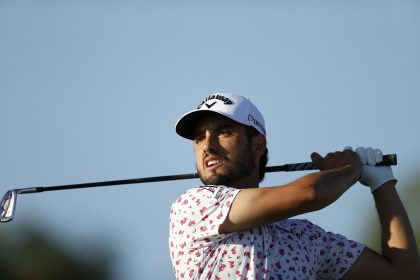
(175, 93), (266, 139)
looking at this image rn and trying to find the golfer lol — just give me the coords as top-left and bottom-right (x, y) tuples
(169, 93), (419, 279)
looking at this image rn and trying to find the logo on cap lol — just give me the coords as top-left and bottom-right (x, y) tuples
(205, 102), (217, 109)
(248, 114), (266, 135)
(197, 94), (234, 110)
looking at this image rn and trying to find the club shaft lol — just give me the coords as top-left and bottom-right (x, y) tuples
(14, 154), (396, 195)
(18, 173), (200, 194)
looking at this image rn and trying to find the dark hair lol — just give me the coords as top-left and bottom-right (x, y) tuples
(246, 127), (269, 182)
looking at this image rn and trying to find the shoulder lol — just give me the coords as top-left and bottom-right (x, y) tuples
(171, 186), (240, 209)
(175, 185), (238, 199)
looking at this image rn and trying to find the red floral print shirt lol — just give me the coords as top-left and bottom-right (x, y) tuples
(169, 186), (364, 279)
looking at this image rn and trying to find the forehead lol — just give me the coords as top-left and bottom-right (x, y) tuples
(194, 114), (243, 132)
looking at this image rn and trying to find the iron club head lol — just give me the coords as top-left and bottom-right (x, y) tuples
(1, 190), (17, 223)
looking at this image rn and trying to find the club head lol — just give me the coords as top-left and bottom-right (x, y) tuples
(1, 190), (17, 223)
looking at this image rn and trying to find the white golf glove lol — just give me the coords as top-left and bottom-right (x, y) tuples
(350, 147), (396, 192)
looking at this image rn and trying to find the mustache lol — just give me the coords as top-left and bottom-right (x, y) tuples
(203, 150), (227, 160)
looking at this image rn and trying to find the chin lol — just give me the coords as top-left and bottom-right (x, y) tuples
(201, 174), (232, 186)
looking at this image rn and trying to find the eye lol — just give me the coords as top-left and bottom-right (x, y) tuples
(217, 127), (233, 137)
(193, 133), (205, 143)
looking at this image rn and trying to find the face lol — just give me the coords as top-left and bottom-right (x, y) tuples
(193, 115), (259, 187)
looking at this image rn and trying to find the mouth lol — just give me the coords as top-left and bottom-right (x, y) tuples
(204, 157), (224, 171)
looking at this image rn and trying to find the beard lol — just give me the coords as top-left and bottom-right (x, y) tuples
(197, 143), (256, 186)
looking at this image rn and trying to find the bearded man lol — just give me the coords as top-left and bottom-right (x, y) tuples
(169, 93), (419, 279)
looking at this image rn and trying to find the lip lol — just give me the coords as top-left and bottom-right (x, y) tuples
(204, 156), (224, 171)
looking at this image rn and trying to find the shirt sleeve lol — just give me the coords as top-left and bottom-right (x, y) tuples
(312, 221), (365, 279)
(170, 186), (240, 247)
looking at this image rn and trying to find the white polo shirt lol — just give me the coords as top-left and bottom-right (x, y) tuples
(169, 186), (364, 279)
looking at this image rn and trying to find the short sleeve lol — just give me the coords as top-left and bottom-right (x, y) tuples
(170, 186), (240, 247)
(313, 223), (365, 279)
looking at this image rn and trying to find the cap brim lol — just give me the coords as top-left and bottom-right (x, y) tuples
(175, 110), (223, 140)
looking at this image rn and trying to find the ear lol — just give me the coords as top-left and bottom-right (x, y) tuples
(252, 134), (267, 160)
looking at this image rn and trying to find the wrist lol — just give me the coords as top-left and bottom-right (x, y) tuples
(371, 178), (398, 193)
(344, 164), (362, 185)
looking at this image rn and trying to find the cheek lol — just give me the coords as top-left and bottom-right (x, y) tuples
(222, 139), (245, 158)
(193, 145), (202, 166)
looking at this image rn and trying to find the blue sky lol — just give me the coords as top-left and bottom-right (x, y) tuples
(1, 1), (419, 279)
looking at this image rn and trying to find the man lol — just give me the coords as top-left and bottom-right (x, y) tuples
(169, 93), (419, 279)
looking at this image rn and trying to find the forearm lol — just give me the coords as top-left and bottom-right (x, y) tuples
(264, 165), (361, 219)
(373, 181), (420, 278)
(290, 164), (360, 211)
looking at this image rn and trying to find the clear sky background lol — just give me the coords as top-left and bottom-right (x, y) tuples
(1, 1), (419, 279)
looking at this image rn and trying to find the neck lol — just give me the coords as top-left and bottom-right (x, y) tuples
(228, 172), (260, 189)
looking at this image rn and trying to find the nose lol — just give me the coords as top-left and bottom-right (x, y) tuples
(202, 130), (218, 155)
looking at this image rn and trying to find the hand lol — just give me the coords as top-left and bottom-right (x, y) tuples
(311, 149), (362, 176)
(353, 147), (397, 192)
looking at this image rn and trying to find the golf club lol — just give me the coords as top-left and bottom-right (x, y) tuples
(0, 154), (397, 223)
